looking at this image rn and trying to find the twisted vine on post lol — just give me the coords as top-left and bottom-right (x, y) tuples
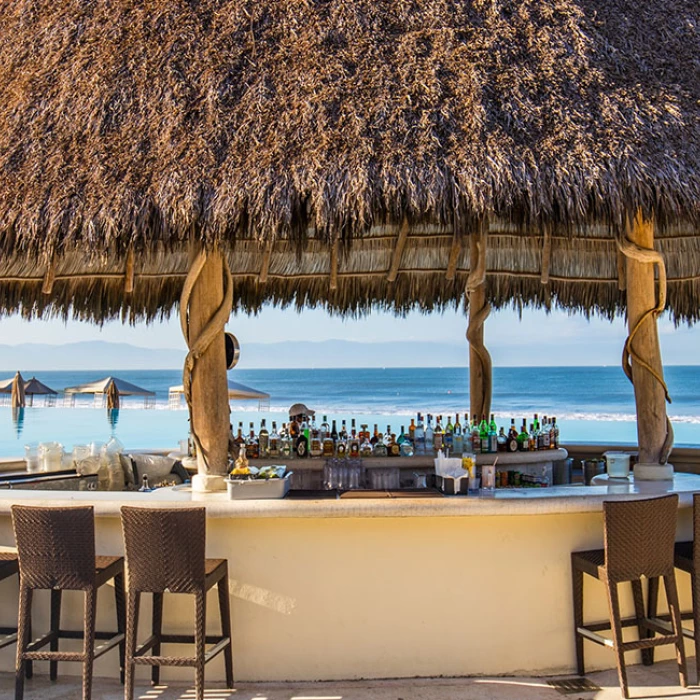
(616, 228), (674, 463)
(179, 248), (233, 473)
(466, 231), (492, 419)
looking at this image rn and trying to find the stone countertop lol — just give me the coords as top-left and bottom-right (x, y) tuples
(0, 472), (697, 519)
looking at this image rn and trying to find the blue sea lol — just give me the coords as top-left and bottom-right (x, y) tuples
(1, 366), (699, 457)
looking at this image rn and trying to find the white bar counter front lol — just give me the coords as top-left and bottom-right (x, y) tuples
(0, 474), (698, 683)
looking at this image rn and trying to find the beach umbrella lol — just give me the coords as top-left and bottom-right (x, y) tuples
(23, 376), (57, 407)
(106, 379), (120, 410)
(11, 371), (25, 409)
(11, 407), (24, 438)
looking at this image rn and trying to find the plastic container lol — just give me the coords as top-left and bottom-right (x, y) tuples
(226, 474), (291, 500)
(604, 451), (632, 479)
(38, 442), (64, 472)
(24, 445), (40, 473)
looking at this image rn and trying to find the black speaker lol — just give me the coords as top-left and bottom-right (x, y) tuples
(225, 333), (240, 370)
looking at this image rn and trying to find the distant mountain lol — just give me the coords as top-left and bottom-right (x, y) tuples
(0, 339), (469, 371)
(0, 341), (184, 371)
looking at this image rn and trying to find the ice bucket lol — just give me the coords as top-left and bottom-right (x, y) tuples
(604, 451), (631, 479)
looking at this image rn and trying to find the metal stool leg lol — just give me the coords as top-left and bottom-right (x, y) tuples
(217, 568), (234, 688)
(125, 590), (141, 700)
(151, 592), (163, 686)
(14, 585), (32, 700)
(50, 588), (62, 680)
(195, 591), (206, 700)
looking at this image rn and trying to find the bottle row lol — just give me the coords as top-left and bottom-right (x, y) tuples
(227, 412), (560, 461)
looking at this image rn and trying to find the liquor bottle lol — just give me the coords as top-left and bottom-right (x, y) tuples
(433, 415), (444, 453)
(309, 415), (323, 457)
(488, 414), (498, 453)
(371, 424), (379, 446)
(296, 417), (309, 458)
(517, 420), (529, 451)
(280, 423), (293, 458)
(507, 419), (519, 452)
(400, 427), (415, 457)
(414, 414), (426, 454)
(323, 430), (336, 458)
(340, 420), (348, 442)
(479, 415), (490, 453)
(533, 413), (540, 434)
(528, 423), (537, 451)
(331, 419), (339, 442)
(269, 421), (280, 457)
(335, 429), (347, 457)
(359, 432), (373, 457)
(540, 416), (551, 450)
(444, 416), (454, 452)
(408, 418), (416, 445)
(425, 414), (434, 452)
(388, 430), (401, 457)
(258, 419), (270, 457)
(497, 427), (507, 452)
(551, 417), (559, 449)
(373, 430), (388, 457)
(348, 423), (360, 459)
(471, 414), (481, 453)
(288, 417), (300, 441)
(452, 415), (464, 454)
(246, 422), (259, 459)
(234, 422), (246, 450)
(320, 415), (330, 441)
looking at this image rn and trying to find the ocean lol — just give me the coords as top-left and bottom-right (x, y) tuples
(1, 366), (699, 458)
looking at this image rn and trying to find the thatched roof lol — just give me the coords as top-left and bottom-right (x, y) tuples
(0, 0), (698, 323)
(64, 376), (155, 397)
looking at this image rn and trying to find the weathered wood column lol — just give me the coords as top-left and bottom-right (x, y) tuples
(620, 212), (674, 479)
(467, 226), (492, 420)
(181, 245), (233, 491)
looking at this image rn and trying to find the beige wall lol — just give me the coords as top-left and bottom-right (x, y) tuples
(0, 508), (694, 682)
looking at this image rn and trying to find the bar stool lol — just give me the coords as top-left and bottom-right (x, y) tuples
(571, 494), (687, 698)
(0, 553), (19, 651)
(647, 491), (700, 680)
(120, 506), (233, 700)
(11, 505), (126, 700)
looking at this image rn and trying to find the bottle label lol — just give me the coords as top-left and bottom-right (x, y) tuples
(296, 439), (307, 458)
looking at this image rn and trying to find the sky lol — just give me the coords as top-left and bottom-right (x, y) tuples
(0, 304), (698, 366)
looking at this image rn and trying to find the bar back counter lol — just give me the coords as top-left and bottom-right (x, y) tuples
(0, 471), (698, 684)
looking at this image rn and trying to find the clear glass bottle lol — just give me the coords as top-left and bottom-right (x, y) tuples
(414, 413), (426, 454)
(335, 429), (347, 457)
(444, 415), (454, 452)
(359, 433), (373, 457)
(258, 419), (270, 457)
(370, 424), (379, 445)
(348, 421), (360, 459)
(234, 422), (246, 450)
(296, 417), (309, 458)
(452, 415), (464, 454)
(268, 421), (280, 457)
(425, 414), (434, 452)
(507, 419), (519, 452)
(540, 416), (551, 450)
(528, 423), (537, 451)
(280, 423), (293, 458)
(551, 416), (559, 449)
(372, 431), (388, 457)
(399, 428), (415, 457)
(388, 428), (401, 457)
(433, 415), (444, 453)
(497, 426), (507, 452)
(322, 427), (335, 457)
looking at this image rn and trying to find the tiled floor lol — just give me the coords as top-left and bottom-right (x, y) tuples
(2, 659), (700, 700)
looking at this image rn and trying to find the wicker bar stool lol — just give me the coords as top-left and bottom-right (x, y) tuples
(121, 506), (233, 700)
(11, 505), (126, 700)
(647, 491), (700, 680)
(571, 494), (687, 698)
(0, 552), (19, 651)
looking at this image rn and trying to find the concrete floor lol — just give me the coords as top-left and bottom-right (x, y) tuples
(2, 660), (700, 700)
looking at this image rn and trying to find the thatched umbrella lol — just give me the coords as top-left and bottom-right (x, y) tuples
(23, 376), (58, 407)
(10, 371), (25, 409)
(0, 1), (697, 483)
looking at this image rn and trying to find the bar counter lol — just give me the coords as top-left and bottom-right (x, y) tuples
(0, 474), (698, 683)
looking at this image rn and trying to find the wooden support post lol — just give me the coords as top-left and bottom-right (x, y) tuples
(124, 249), (135, 294)
(625, 212), (671, 476)
(186, 247), (231, 486)
(329, 240), (339, 291)
(386, 218), (409, 283)
(467, 228), (492, 421)
(42, 253), (56, 295)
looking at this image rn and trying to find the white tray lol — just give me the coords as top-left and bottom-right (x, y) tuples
(226, 474), (291, 500)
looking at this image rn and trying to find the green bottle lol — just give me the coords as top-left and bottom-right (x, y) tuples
(479, 415), (489, 453)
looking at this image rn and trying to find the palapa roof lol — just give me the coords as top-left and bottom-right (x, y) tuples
(64, 376), (155, 397)
(0, 0), (698, 323)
